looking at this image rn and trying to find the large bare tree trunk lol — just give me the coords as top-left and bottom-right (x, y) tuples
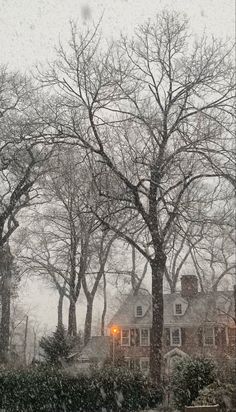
(150, 256), (165, 386)
(84, 298), (93, 346)
(57, 292), (64, 329)
(68, 298), (77, 336)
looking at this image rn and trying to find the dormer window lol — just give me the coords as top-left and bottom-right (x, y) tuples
(175, 303), (182, 315)
(136, 305), (143, 317)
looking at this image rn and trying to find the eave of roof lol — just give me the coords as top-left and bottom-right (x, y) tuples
(108, 290), (234, 327)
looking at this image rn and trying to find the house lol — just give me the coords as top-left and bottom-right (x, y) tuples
(108, 275), (236, 375)
(66, 336), (111, 374)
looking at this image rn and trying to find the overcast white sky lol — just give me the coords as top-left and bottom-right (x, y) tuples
(0, 0), (234, 72)
(1, 0), (235, 332)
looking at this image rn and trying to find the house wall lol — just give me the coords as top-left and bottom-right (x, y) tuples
(113, 325), (235, 363)
(109, 282), (235, 373)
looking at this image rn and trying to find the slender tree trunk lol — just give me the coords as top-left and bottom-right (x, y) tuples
(0, 274), (11, 363)
(84, 298), (93, 346)
(150, 256), (166, 386)
(68, 298), (77, 336)
(0, 247), (12, 363)
(234, 285), (236, 324)
(57, 292), (64, 328)
(101, 272), (107, 336)
(23, 315), (28, 366)
(33, 329), (37, 360)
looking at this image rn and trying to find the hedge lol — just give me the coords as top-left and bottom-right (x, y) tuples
(170, 357), (216, 411)
(0, 366), (162, 411)
(193, 382), (235, 412)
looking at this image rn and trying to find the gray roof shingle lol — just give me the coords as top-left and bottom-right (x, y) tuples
(108, 289), (234, 327)
(78, 336), (111, 360)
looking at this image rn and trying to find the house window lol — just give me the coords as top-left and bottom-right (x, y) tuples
(175, 303), (182, 315)
(140, 358), (149, 374)
(171, 328), (181, 346)
(140, 328), (149, 346)
(136, 305), (143, 317)
(129, 358), (140, 370)
(228, 327), (236, 346)
(124, 358), (131, 368)
(121, 329), (130, 346)
(203, 327), (215, 346)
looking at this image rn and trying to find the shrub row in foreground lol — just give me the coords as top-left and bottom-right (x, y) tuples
(193, 382), (235, 412)
(0, 366), (162, 411)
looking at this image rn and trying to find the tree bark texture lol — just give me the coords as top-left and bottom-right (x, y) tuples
(68, 298), (77, 336)
(23, 315), (28, 366)
(84, 299), (93, 346)
(0, 246), (12, 363)
(149, 257), (166, 386)
(57, 292), (64, 329)
(101, 272), (107, 336)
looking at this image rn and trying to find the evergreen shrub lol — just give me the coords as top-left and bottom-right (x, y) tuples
(39, 325), (71, 365)
(193, 382), (235, 412)
(170, 357), (216, 411)
(0, 366), (162, 411)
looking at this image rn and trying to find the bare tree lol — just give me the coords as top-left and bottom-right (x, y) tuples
(0, 66), (54, 361)
(129, 245), (149, 295)
(20, 149), (94, 336)
(9, 304), (42, 365)
(41, 12), (234, 383)
(190, 225), (235, 292)
(21, 148), (118, 340)
(82, 230), (117, 345)
(164, 226), (204, 293)
(0, 67), (52, 247)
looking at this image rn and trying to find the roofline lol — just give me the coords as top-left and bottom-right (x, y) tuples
(107, 321), (228, 328)
(108, 323), (152, 328)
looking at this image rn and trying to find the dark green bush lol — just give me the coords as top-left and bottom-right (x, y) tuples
(0, 366), (162, 411)
(171, 357), (216, 411)
(193, 382), (235, 412)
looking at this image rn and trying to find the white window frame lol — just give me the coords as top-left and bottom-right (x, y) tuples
(124, 357), (131, 368)
(140, 328), (150, 346)
(203, 327), (215, 346)
(121, 328), (130, 346)
(140, 357), (150, 374)
(175, 303), (183, 315)
(227, 326), (236, 346)
(136, 305), (143, 317)
(170, 328), (181, 346)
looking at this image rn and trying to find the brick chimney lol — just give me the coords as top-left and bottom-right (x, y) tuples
(181, 275), (198, 298)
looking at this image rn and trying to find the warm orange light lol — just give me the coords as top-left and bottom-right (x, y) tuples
(111, 326), (119, 335)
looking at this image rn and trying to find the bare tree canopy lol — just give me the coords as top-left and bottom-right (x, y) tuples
(0, 66), (53, 247)
(38, 11), (234, 383)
